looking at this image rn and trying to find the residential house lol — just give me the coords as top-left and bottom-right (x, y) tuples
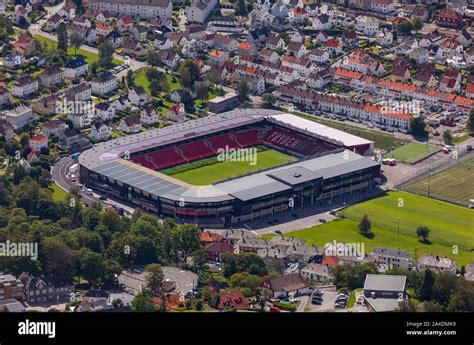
(209, 49), (228, 64)
(187, 0), (217, 24)
(218, 290), (250, 310)
(41, 119), (68, 137)
(90, 72), (116, 95)
(2, 105), (33, 129)
(414, 64), (436, 88)
(13, 33), (37, 57)
(95, 21), (112, 37)
(0, 274), (24, 301)
(32, 94), (60, 115)
(287, 41), (306, 58)
(0, 299), (26, 312)
(166, 104), (186, 122)
(128, 87), (152, 107)
(409, 46), (429, 64)
(0, 87), (11, 105)
(117, 15), (134, 33)
(355, 15), (379, 37)
(59, 128), (88, 149)
(157, 49), (180, 69)
(456, 29), (472, 48)
(2, 52), (25, 68)
(370, 0), (394, 13)
(371, 248), (411, 271)
(363, 274), (406, 312)
(39, 66), (64, 88)
(29, 134), (48, 152)
(95, 10), (114, 24)
(266, 34), (285, 50)
(133, 25), (148, 42)
(95, 102), (115, 121)
(45, 13), (63, 31)
(91, 123), (111, 141)
(64, 58), (88, 78)
(262, 273), (310, 299)
(140, 106), (159, 125)
(341, 30), (358, 47)
(73, 15), (91, 28)
(418, 255), (457, 273)
(300, 263), (331, 283)
(122, 39), (146, 57)
(325, 38), (342, 56)
(435, 9), (463, 29)
(391, 63), (410, 82)
(312, 13), (331, 30)
(12, 5), (29, 25)
(376, 28), (393, 47)
(88, 0), (172, 19)
(64, 83), (91, 102)
(399, 4), (429, 22)
(119, 116), (141, 134)
(204, 241), (234, 261)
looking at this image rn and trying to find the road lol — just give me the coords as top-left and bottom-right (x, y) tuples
(119, 267), (198, 296)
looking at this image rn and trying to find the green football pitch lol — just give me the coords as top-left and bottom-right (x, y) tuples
(405, 157), (474, 206)
(383, 142), (436, 163)
(161, 146), (296, 185)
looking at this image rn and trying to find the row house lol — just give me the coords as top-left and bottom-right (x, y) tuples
(281, 55), (313, 77)
(88, 0), (172, 19)
(229, 70), (265, 95)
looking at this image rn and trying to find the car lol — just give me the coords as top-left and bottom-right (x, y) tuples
(467, 145), (472, 152)
(311, 299), (322, 305)
(313, 291), (323, 297)
(99, 196), (107, 201)
(319, 218), (327, 223)
(269, 307), (281, 312)
(335, 302), (346, 308)
(329, 210), (336, 215)
(275, 230), (282, 234)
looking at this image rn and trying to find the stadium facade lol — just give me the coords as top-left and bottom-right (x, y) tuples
(79, 109), (381, 227)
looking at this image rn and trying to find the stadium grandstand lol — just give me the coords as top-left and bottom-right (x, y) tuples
(78, 109), (380, 227)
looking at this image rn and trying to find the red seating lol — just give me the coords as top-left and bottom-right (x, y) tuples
(264, 128), (337, 156)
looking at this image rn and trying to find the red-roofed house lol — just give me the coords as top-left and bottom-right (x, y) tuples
(325, 38), (342, 55)
(200, 231), (224, 246)
(436, 9), (463, 29)
(117, 15), (134, 32)
(204, 241), (234, 261)
(29, 134), (48, 152)
(466, 83), (474, 99)
(218, 291), (250, 310)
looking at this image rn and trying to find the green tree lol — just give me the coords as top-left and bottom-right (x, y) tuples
(358, 214), (372, 237)
(178, 60), (200, 87)
(418, 269), (435, 301)
(69, 33), (83, 55)
(237, 0), (247, 15)
(416, 225), (430, 243)
(57, 23), (68, 52)
(412, 17), (423, 32)
(196, 83), (209, 103)
(237, 80), (249, 102)
(410, 116), (426, 137)
(126, 70), (134, 87)
(467, 108), (474, 133)
(146, 49), (161, 66)
(131, 291), (157, 312)
(442, 130), (453, 145)
(98, 41), (114, 68)
(171, 224), (201, 262)
(400, 20), (413, 34)
(433, 272), (458, 305)
(261, 93), (276, 108)
(145, 263), (164, 295)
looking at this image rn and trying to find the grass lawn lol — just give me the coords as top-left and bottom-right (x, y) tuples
(50, 183), (69, 202)
(33, 34), (122, 66)
(133, 68), (182, 95)
(383, 142), (436, 163)
(405, 158), (474, 206)
(265, 217), (473, 267)
(340, 191), (473, 252)
(292, 112), (405, 151)
(161, 146), (296, 185)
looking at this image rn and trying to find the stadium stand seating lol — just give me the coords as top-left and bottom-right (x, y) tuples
(130, 127), (338, 170)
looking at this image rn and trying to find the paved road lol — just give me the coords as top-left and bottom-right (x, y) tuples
(119, 267), (197, 296)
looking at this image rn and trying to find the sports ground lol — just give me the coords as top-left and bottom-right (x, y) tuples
(161, 146), (296, 185)
(383, 142), (436, 163)
(269, 191), (474, 266)
(405, 157), (474, 206)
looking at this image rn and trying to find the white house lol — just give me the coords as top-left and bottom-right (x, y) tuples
(88, 0), (172, 19)
(187, 0), (218, 24)
(166, 104), (186, 122)
(128, 87), (152, 107)
(140, 106), (159, 125)
(90, 72), (116, 95)
(95, 102), (115, 121)
(12, 75), (38, 98)
(2, 105), (34, 129)
(64, 58), (88, 78)
(355, 15), (379, 37)
(91, 122), (111, 141)
(119, 116), (141, 134)
(29, 134), (48, 152)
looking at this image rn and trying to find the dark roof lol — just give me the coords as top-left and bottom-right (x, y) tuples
(20, 273), (74, 290)
(92, 72), (115, 83)
(267, 273), (307, 292)
(65, 58), (87, 69)
(268, 166), (322, 186)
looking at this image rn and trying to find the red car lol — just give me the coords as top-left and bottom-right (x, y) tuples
(269, 307), (281, 313)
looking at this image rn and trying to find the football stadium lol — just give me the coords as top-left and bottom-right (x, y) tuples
(78, 109), (381, 227)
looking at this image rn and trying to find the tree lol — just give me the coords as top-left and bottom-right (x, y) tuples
(400, 20), (413, 34)
(448, 280), (474, 312)
(98, 41), (114, 68)
(57, 23), (68, 52)
(416, 225), (430, 243)
(433, 272), (458, 305)
(131, 291), (157, 312)
(467, 108), (474, 133)
(145, 263), (164, 295)
(261, 93), (276, 108)
(196, 84), (209, 103)
(126, 70), (134, 87)
(170, 224), (201, 262)
(358, 214), (372, 237)
(69, 33), (83, 55)
(418, 269), (435, 301)
(442, 130), (453, 145)
(412, 17), (423, 32)
(146, 49), (161, 67)
(410, 116), (426, 137)
(237, 80), (249, 102)
(237, 0), (247, 15)
(178, 60), (200, 87)
(149, 79), (161, 97)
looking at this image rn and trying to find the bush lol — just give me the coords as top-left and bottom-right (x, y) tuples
(272, 301), (297, 312)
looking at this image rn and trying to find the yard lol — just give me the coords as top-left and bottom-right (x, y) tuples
(49, 183), (69, 202)
(33, 34), (122, 66)
(383, 142), (436, 163)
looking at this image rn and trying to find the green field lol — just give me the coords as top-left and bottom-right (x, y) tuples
(50, 183), (68, 202)
(161, 146), (296, 185)
(133, 68), (182, 94)
(33, 34), (122, 66)
(266, 192), (474, 266)
(292, 112), (405, 151)
(384, 142), (436, 163)
(405, 158), (474, 206)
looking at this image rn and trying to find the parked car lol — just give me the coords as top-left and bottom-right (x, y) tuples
(311, 298), (322, 305)
(269, 307), (281, 312)
(319, 218), (327, 223)
(275, 230), (282, 234)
